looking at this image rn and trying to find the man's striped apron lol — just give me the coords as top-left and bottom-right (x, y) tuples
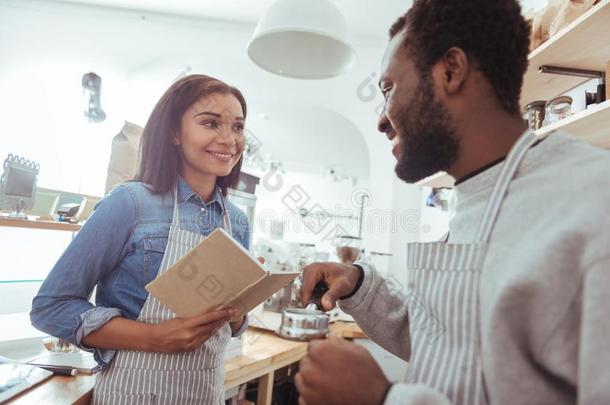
(405, 130), (539, 405)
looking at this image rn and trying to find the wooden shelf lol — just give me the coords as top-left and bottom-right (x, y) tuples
(521, 0), (610, 107)
(0, 217), (81, 232)
(536, 100), (610, 147)
(415, 171), (455, 188)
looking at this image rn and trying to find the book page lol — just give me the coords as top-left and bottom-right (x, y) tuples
(146, 228), (296, 318)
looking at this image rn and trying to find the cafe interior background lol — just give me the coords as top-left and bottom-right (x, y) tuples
(0, 0), (607, 401)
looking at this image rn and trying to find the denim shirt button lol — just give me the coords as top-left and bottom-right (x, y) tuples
(197, 212), (208, 229)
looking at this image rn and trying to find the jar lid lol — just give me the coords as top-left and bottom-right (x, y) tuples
(523, 100), (546, 111)
(546, 95), (572, 107)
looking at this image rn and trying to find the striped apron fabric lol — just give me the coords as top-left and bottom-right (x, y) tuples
(405, 130), (539, 405)
(93, 187), (233, 405)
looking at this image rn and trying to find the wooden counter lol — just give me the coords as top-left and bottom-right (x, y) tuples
(329, 321), (368, 339)
(0, 217), (81, 232)
(7, 322), (365, 405)
(225, 328), (307, 391)
(6, 374), (96, 405)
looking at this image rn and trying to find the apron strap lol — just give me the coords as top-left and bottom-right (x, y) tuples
(473, 130), (538, 405)
(218, 191), (233, 237)
(171, 183), (181, 226)
(474, 130), (539, 243)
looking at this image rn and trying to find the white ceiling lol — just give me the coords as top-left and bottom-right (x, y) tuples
(57, 0), (549, 41)
(246, 101), (370, 179)
(56, 0), (413, 42)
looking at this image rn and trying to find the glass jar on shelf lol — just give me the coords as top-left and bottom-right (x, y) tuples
(523, 100), (546, 130)
(543, 96), (573, 126)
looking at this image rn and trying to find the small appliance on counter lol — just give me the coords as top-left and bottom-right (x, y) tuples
(0, 154), (40, 219)
(56, 203), (81, 223)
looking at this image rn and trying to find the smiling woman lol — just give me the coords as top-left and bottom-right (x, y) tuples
(175, 93), (246, 200)
(30, 74), (253, 405)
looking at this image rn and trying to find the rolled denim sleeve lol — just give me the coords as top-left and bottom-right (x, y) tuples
(231, 314), (249, 337)
(75, 306), (123, 367)
(30, 185), (136, 368)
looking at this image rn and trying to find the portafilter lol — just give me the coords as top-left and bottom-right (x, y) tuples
(279, 282), (330, 341)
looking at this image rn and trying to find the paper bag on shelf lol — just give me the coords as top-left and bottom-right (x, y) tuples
(104, 121), (143, 195)
(549, 0), (597, 37)
(530, 0), (563, 51)
(146, 228), (299, 320)
(530, 0), (597, 51)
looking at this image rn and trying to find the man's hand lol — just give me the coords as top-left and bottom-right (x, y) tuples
(301, 262), (362, 311)
(295, 336), (391, 405)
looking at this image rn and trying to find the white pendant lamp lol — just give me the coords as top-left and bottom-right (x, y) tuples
(247, 0), (356, 79)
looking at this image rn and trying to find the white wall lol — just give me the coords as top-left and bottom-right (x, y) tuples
(0, 228), (73, 314)
(253, 171), (368, 244)
(386, 179), (422, 288)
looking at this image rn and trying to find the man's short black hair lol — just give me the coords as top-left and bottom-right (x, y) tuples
(390, 0), (531, 115)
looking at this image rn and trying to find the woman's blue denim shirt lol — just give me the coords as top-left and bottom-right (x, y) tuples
(30, 178), (251, 368)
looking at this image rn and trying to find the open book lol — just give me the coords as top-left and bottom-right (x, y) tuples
(146, 228), (299, 319)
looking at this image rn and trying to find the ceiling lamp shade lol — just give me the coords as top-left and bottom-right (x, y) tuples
(247, 0), (356, 79)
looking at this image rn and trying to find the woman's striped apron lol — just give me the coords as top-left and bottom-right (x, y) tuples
(405, 130), (539, 405)
(93, 186), (233, 405)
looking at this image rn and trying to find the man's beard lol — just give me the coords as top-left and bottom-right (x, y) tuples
(394, 75), (460, 183)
